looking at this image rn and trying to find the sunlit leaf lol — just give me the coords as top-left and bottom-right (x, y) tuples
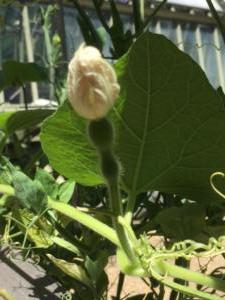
(14, 208), (53, 248)
(47, 254), (92, 287)
(58, 179), (75, 203)
(41, 103), (102, 186)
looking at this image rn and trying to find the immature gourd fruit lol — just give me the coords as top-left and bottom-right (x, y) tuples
(88, 118), (119, 181)
(88, 118), (114, 150)
(67, 45), (120, 120)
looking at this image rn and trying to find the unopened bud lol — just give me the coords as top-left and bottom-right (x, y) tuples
(67, 45), (120, 120)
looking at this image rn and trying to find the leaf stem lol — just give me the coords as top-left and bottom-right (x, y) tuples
(107, 177), (138, 262)
(92, 0), (111, 34)
(205, 0), (225, 44)
(47, 198), (120, 247)
(151, 262), (223, 300)
(70, 0), (102, 49)
(154, 259), (225, 292)
(132, 0), (145, 34)
(88, 118), (138, 262)
(115, 272), (125, 300)
(138, 0), (168, 35)
(160, 278), (222, 300)
(22, 85), (29, 110)
(124, 192), (136, 224)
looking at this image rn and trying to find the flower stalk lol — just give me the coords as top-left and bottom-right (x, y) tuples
(88, 118), (139, 263)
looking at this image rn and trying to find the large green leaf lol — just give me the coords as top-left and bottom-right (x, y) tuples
(41, 102), (102, 186)
(114, 32), (225, 202)
(41, 32), (225, 202)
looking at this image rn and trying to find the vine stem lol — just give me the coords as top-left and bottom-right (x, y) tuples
(88, 118), (139, 263)
(47, 198), (120, 247)
(154, 259), (225, 292)
(124, 192), (136, 224)
(157, 277), (222, 300)
(107, 177), (139, 262)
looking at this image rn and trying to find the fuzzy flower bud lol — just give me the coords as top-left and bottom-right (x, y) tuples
(67, 45), (120, 120)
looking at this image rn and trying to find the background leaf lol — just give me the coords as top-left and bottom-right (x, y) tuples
(0, 61), (48, 90)
(0, 109), (53, 153)
(35, 168), (58, 199)
(14, 208), (53, 248)
(0, 109), (53, 135)
(47, 254), (92, 288)
(154, 204), (206, 240)
(58, 179), (75, 203)
(10, 168), (47, 213)
(85, 251), (108, 283)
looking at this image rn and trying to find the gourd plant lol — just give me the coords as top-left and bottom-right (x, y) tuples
(2, 29), (225, 300)
(1, 1), (225, 299)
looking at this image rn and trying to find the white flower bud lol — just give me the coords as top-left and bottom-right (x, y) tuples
(67, 45), (120, 120)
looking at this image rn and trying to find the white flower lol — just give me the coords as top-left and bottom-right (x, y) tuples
(67, 45), (120, 120)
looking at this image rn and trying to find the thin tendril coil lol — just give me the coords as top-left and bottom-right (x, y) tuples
(134, 234), (225, 276)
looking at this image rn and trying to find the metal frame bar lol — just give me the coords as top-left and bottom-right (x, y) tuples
(22, 5), (39, 102)
(195, 25), (205, 70)
(58, 0), (219, 25)
(213, 27), (225, 89)
(176, 23), (184, 51)
(155, 20), (162, 34)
